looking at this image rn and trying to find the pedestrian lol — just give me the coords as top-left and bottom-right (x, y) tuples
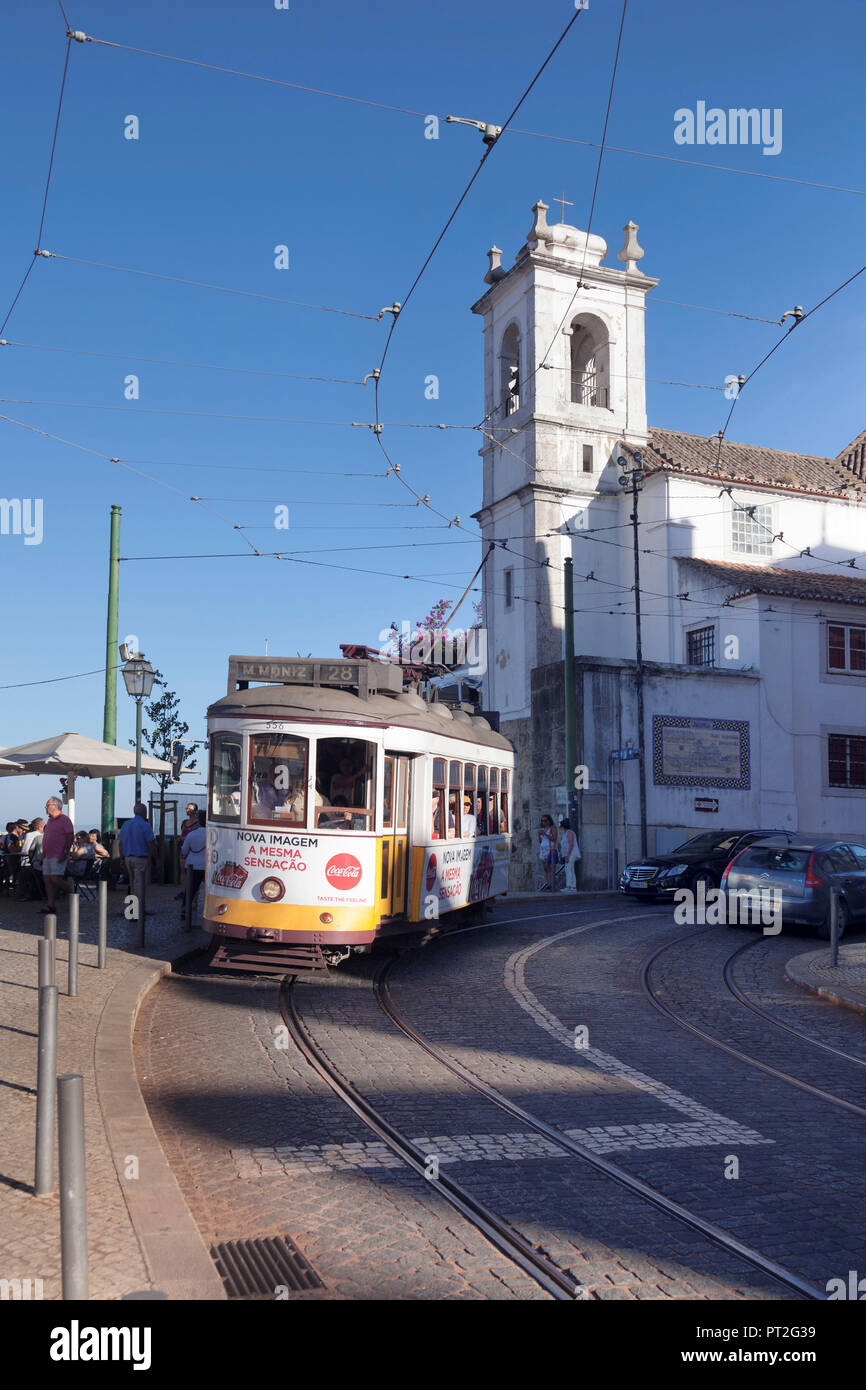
(40, 796), (74, 914)
(176, 801), (198, 901)
(538, 814), (558, 891)
(558, 818), (581, 892)
(179, 808), (206, 923)
(118, 802), (158, 921)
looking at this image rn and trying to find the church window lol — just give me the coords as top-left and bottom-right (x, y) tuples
(504, 567), (514, 610)
(731, 503), (773, 556)
(582, 444), (594, 472)
(500, 324), (521, 416)
(570, 317), (610, 408)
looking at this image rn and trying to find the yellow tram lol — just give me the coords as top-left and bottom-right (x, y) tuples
(205, 655), (514, 971)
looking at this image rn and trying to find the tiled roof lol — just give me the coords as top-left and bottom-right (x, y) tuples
(838, 428), (866, 483)
(646, 427), (866, 498)
(677, 558), (866, 607)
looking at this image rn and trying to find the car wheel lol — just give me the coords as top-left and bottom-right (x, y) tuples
(689, 872), (715, 896)
(817, 898), (849, 941)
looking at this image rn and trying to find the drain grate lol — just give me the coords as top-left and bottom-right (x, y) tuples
(211, 1235), (324, 1299)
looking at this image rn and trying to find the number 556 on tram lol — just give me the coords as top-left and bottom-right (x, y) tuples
(204, 655), (515, 973)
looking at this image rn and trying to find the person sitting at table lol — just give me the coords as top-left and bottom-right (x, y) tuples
(68, 830), (95, 880)
(3, 822), (22, 853)
(88, 829), (110, 859)
(16, 817), (45, 900)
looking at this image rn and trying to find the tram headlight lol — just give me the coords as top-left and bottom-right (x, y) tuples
(319, 912), (333, 924)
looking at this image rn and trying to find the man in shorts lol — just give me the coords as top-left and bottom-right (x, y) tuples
(41, 796), (74, 914)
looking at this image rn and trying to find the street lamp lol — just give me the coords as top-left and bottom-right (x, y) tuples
(120, 646), (156, 803)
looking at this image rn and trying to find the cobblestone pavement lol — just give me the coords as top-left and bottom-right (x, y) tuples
(134, 898), (863, 1300)
(0, 884), (208, 1300)
(136, 965), (548, 1300)
(464, 907), (864, 1294)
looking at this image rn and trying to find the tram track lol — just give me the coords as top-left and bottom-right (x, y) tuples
(639, 931), (866, 1121)
(277, 974), (581, 1301)
(723, 937), (866, 1069)
(372, 949), (823, 1302)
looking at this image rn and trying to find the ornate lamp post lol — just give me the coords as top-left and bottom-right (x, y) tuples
(120, 646), (156, 803)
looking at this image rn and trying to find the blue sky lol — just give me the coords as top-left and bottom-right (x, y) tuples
(2, 0), (864, 825)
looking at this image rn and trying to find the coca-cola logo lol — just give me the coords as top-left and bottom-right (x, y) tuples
(425, 853), (437, 893)
(325, 853), (362, 890)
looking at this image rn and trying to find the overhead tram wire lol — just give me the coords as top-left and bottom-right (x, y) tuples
(0, 338), (368, 386)
(1, 34), (72, 335)
(68, 29), (866, 201)
(713, 256), (866, 469)
(35, 252), (381, 321)
(371, 7), (587, 571)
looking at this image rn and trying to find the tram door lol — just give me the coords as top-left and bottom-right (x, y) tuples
(381, 753), (411, 916)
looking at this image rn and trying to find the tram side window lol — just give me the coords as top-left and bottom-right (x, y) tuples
(448, 761), (461, 840)
(500, 769), (510, 833)
(315, 737), (375, 830)
(463, 764), (476, 838)
(476, 766), (488, 835)
(210, 733), (242, 822)
(383, 757), (394, 830)
(431, 757), (448, 840)
(488, 768), (499, 839)
(249, 736), (308, 825)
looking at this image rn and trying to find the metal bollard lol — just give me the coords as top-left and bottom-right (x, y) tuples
(829, 885), (840, 968)
(97, 878), (108, 970)
(68, 892), (80, 997)
(44, 910), (57, 971)
(38, 937), (54, 990)
(35, 984), (58, 1196)
(58, 1073), (88, 1300)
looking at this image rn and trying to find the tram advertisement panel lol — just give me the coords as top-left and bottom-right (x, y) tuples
(423, 837), (509, 912)
(206, 825), (376, 908)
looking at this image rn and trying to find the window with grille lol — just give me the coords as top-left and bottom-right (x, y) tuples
(828, 734), (866, 788)
(731, 503), (773, 556)
(828, 623), (866, 674)
(686, 626), (715, 666)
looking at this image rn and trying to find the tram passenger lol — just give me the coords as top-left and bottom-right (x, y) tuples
(431, 789), (455, 840)
(330, 757), (365, 805)
(462, 794), (477, 838)
(252, 765), (288, 817)
(476, 795), (487, 836)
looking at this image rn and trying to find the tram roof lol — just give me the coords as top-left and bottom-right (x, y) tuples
(207, 684), (513, 752)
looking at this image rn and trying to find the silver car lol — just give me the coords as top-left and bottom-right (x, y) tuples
(720, 838), (866, 938)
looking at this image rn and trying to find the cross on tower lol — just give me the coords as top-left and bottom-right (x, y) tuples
(554, 191), (574, 223)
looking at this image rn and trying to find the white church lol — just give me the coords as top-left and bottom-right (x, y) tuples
(472, 199), (866, 890)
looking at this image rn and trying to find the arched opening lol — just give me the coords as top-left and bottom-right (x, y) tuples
(500, 323), (521, 416)
(570, 315), (610, 408)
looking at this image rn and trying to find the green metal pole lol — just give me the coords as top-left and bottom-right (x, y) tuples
(564, 557), (578, 831)
(134, 699), (143, 805)
(101, 505), (121, 835)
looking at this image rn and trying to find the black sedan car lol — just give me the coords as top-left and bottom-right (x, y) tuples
(619, 828), (801, 900)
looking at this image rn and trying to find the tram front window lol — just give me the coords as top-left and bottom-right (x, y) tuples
(249, 736), (308, 826)
(315, 737), (375, 830)
(210, 732), (242, 822)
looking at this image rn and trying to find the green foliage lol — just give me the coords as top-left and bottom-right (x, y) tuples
(129, 668), (197, 789)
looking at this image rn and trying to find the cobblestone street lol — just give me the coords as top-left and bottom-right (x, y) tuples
(134, 899), (866, 1301)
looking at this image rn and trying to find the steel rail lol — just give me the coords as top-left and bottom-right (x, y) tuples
(723, 938), (866, 1069)
(277, 977), (581, 1301)
(374, 956), (822, 1302)
(639, 933), (866, 1121)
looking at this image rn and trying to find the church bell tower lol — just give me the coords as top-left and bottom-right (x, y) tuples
(472, 200), (657, 723)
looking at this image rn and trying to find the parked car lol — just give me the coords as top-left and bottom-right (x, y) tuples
(720, 838), (866, 938)
(619, 828), (801, 901)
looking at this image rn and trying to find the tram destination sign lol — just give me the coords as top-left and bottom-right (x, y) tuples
(227, 655), (402, 697)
